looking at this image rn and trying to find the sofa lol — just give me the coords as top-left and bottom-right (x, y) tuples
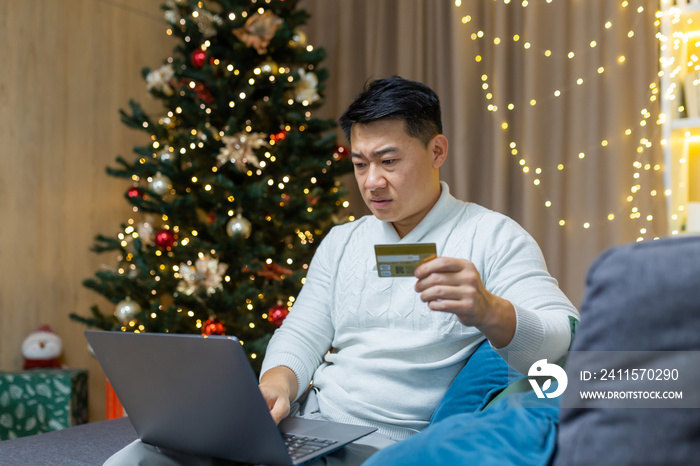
(365, 234), (700, 466)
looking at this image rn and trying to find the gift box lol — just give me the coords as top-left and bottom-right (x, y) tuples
(0, 369), (88, 440)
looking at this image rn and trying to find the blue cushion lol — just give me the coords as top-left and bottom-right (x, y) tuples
(364, 388), (560, 466)
(363, 323), (574, 465)
(363, 340), (561, 466)
(429, 339), (513, 424)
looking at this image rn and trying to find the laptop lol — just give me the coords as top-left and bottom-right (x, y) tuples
(85, 331), (376, 465)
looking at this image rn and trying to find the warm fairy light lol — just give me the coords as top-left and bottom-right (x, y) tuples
(455, 0), (664, 238)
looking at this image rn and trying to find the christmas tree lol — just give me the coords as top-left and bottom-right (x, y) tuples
(71, 0), (352, 371)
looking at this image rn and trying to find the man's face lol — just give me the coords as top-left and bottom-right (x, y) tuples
(350, 119), (446, 238)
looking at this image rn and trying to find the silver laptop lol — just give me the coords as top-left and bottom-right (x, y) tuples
(85, 331), (376, 465)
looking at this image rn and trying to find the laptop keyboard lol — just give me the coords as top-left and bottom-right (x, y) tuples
(283, 433), (338, 461)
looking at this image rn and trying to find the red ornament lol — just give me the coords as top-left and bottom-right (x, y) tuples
(127, 187), (145, 199)
(267, 304), (289, 327)
(271, 130), (288, 143)
(194, 83), (214, 103)
(202, 318), (226, 335)
(306, 194), (320, 206)
(191, 49), (207, 68)
(257, 263), (294, 281)
(178, 79), (214, 103)
(333, 144), (350, 161)
(154, 229), (176, 250)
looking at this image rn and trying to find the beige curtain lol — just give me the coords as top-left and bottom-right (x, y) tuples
(0, 0), (663, 422)
(303, 0), (666, 304)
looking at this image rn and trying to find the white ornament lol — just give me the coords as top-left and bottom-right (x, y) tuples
(176, 255), (228, 296)
(226, 215), (252, 238)
(146, 65), (175, 96)
(217, 132), (268, 170)
(294, 70), (321, 104)
(115, 298), (141, 323)
(136, 219), (155, 246)
(193, 8), (223, 38)
(149, 172), (172, 196)
(164, 9), (179, 25)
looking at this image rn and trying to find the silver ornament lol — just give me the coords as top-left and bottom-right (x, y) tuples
(114, 298), (141, 323)
(149, 172), (172, 195)
(226, 215), (252, 238)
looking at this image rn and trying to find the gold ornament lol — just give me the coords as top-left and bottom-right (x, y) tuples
(233, 10), (283, 55)
(260, 59), (279, 74)
(158, 115), (177, 130)
(290, 30), (307, 47)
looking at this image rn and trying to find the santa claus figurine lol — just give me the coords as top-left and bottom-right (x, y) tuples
(22, 325), (63, 370)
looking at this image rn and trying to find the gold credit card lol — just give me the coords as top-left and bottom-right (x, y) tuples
(374, 243), (437, 277)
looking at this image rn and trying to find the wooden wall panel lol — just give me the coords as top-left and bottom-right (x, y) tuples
(0, 0), (173, 422)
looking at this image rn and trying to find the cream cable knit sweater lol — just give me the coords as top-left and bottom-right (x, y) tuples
(261, 182), (579, 439)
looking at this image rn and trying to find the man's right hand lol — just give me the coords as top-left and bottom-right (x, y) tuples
(259, 366), (298, 425)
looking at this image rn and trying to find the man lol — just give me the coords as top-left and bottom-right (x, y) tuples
(259, 76), (579, 449)
(105, 76), (578, 465)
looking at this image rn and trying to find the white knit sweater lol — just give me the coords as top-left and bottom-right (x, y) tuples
(261, 182), (579, 439)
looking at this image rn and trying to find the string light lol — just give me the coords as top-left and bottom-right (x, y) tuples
(455, 0), (663, 239)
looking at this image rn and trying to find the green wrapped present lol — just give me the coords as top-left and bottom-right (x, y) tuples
(0, 369), (88, 440)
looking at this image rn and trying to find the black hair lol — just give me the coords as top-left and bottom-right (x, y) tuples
(337, 76), (443, 146)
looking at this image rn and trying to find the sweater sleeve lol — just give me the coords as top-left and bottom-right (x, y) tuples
(259, 227), (338, 400)
(477, 215), (579, 374)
